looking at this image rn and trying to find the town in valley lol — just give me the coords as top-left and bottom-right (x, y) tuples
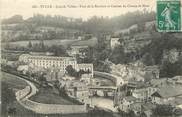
(1, 12), (182, 117)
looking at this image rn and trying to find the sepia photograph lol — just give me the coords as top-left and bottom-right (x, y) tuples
(1, 0), (182, 117)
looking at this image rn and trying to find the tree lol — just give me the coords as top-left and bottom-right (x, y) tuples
(142, 53), (155, 66)
(28, 41), (32, 48)
(49, 45), (67, 56)
(65, 65), (77, 76)
(160, 58), (182, 78)
(152, 104), (174, 116)
(38, 73), (47, 87)
(109, 45), (132, 64)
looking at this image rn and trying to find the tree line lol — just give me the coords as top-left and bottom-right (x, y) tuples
(2, 11), (155, 36)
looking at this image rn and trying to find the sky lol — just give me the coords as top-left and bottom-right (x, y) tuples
(1, 0), (156, 20)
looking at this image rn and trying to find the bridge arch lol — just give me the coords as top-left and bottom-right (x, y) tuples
(93, 71), (124, 86)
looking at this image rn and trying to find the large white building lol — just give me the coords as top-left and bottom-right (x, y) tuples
(110, 37), (120, 49)
(67, 45), (88, 58)
(19, 54), (77, 71)
(77, 64), (93, 77)
(19, 54), (93, 76)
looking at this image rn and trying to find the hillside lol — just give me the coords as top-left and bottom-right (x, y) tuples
(2, 11), (155, 42)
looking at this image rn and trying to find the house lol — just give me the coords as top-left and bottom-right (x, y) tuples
(77, 64), (93, 77)
(131, 102), (156, 116)
(172, 76), (182, 85)
(132, 86), (158, 102)
(110, 37), (120, 49)
(80, 74), (92, 85)
(130, 102), (142, 114)
(127, 80), (145, 89)
(17, 65), (29, 74)
(62, 75), (76, 81)
(151, 84), (182, 105)
(67, 45), (89, 58)
(120, 98), (156, 115)
(66, 81), (89, 104)
(144, 65), (160, 80)
(168, 97), (182, 109)
(119, 96), (138, 112)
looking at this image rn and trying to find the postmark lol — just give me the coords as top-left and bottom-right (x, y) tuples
(157, 0), (181, 32)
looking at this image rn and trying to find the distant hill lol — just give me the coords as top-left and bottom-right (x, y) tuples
(2, 11), (155, 35)
(2, 15), (24, 24)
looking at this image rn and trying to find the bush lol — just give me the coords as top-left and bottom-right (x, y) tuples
(152, 104), (174, 116)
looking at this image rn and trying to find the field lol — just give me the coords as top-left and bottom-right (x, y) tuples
(1, 72), (28, 90)
(29, 87), (81, 105)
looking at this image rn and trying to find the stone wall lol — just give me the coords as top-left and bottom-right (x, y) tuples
(20, 99), (87, 114)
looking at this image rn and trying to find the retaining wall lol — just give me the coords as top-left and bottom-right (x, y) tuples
(20, 99), (86, 114)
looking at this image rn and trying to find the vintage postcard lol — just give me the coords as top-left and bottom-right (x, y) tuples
(1, 0), (182, 117)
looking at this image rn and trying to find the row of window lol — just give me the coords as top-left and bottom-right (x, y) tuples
(28, 59), (76, 64)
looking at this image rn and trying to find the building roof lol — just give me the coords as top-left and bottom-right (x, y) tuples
(124, 96), (137, 102)
(142, 102), (156, 111)
(130, 102), (156, 112)
(168, 97), (182, 106)
(150, 78), (168, 87)
(152, 85), (182, 98)
(27, 55), (76, 61)
(127, 80), (150, 89)
(130, 102), (142, 112)
(77, 64), (93, 67)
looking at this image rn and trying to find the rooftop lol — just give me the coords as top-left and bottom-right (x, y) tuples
(124, 96), (137, 102)
(22, 54), (77, 61)
(152, 84), (182, 98)
(168, 97), (182, 106)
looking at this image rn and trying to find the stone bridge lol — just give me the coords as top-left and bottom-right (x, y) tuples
(93, 71), (124, 86)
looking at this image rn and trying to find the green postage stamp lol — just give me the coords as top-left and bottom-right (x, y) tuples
(157, 0), (181, 32)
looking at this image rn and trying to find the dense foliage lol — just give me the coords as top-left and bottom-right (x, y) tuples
(2, 11), (155, 36)
(65, 65), (91, 79)
(152, 104), (174, 116)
